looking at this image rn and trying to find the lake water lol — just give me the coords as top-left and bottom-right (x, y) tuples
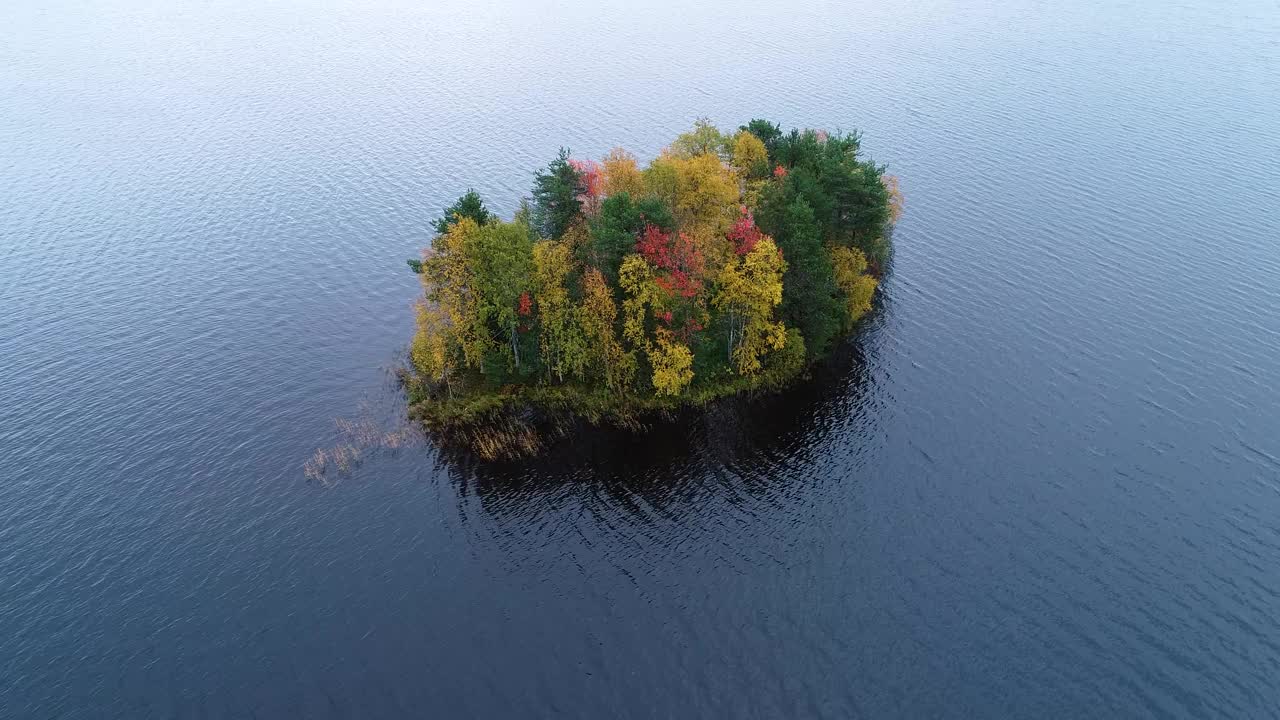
(3, 0), (1279, 716)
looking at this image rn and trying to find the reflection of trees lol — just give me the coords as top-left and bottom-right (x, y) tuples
(434, 325), (884, 524)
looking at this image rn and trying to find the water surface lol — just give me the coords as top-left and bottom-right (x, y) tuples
(3, 0), (1280, 717)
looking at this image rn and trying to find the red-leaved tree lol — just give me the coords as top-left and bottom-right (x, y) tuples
(636, 224), (705, 299)
(727, 206), (763, 255)
(568, 158), (603, 214)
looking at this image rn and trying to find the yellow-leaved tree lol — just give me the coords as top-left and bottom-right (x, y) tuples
(619, 253), (695, 396)
(650, 329), (694, 396)
(642, 156), (679, 211)
(714, 237), (788, 374)
(668, 118), (728, 159)
(411, 300), (454, 396)
(730, 130), (769, 179)
(422, 217), (491, 370)
(579, 268), (634, 395)
(619, 254), (662, 352)
(831, 246), (879, 325)
(532, 239), (587, 382)
(669, 153), (739, 233)
(601, 148), (644, 198)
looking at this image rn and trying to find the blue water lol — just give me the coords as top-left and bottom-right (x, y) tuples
(3, 0), (1279, 716)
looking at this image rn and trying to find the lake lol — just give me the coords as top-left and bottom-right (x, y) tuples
(3, 0), (1279, 716)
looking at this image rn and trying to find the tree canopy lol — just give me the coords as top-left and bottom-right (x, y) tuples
(405, 119), (899, 455)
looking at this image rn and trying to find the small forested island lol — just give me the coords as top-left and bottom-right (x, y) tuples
(404, 118), (902, 458)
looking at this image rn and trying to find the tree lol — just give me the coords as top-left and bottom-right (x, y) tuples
(467, 220), (535, 372)
(669, 118), (728, 159)
(584, 193), (673, 284)
(532, 240), (587, 382)
(642, 155), (679, 211)
(579, 268), (635, 394)
(714, 238), (788, 374)
(410, 300), (455, 396)
(432, 189), (493, 235)
(650, 329), (694, 396)
(422, 217), (491, 371)
(726, 206), (764, 256)
(568, 158), (603, 214)
(758, 194), (842, 356)
(831, 246), (878, 325)
(619, 253), (663, 352)
(730, 131), (769, 179)
(740, 119), (782, 158)
(601, 148), (644, 198)
(636, 224), (705, 300)
(531, 149), (583, 239)
(668, 153), (739, 232)
(883, 174), (904, 224)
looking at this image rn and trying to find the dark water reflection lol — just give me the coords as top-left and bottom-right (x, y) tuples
(444, 337), (878, 524)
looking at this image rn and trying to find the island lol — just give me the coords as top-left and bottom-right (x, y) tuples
(403, 119), (902, 458)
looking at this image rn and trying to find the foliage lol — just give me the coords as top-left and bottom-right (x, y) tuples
(432, 189), (493, 235)
(531, 149), (583, 239)
(668, 152), (739, 232)
(583, 192), (673, 284)
(726, 206), (764, 256)
(579, 268), (635, 394)
(740, 118), (782, 157)
(406, 119), (899, 452)
(883, 174), (905, 224)
(532, 239), (587, 382)
(421, 217), (491, 370)
(669, 117), (729, 158)
(411, 301), (453, 389)
(601, 148), (644, 198)
(731, 131), (770, 179)
(649, 329), (694, 396)
(757, 193), (843, 356)
(466, 219), (535, 372)
(714, 238), (788, 374)
(831, 246), (879, 325)
(568, 158), (603, 214)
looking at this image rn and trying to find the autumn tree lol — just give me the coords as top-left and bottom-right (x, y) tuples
(421, 217), (491, 370)
(714, 238), (788, 374)
(669, 118), (729, 159)
(668, 153), (739, 232)
(730, 131), (770, 179)
(883, 174), (904, 224)
(726, 206), (764, 256)
(410, 301), (455, 397)
(532, 239), (587, 382)
(642, 155), (680, 211)
(636, 224), (705, 300)
(601, 148), (644, 198)
(568, 158), (603, 215)
(619, 253), (663, 352)
(831, 246), (879, 326)
(649, 329), (694, 396)
(467, 220), (535, 372)
(579, 268), (634, 394)
(411, 190), (495, 275)
(740, 119), (782, 159)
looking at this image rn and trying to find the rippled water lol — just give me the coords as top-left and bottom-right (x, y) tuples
(3, 0), (1280, 716)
